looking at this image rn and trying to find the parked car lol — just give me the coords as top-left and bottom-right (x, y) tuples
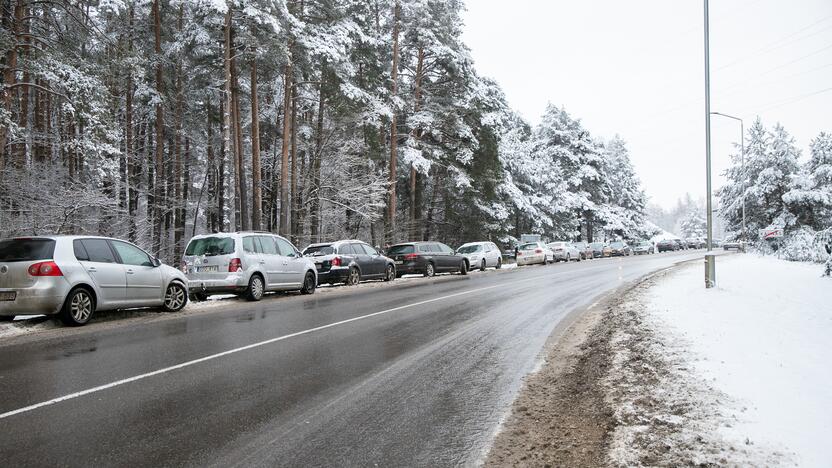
(182, 232), (317, 301)
(302, 240), (395, 286)
(712, 238), (723, 247)
(686, 238), (705, 249)
(608, 241), (632, 257)
(548, 241), (581, 262)
(656, 239), (677, 252)
(456, 241), (503, 271)
(572, 241), (594, 260)
(589, 242), (611, 258)
(723, 240), (746, 252)
(633, 241), (655, 255)
(0, 236), (188, 326)
(387, 241), (468, 277)
(516, 241), (554, 266)
(672, 239), (687, 250)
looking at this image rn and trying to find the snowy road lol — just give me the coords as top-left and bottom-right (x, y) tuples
(0, 250), (718, 467)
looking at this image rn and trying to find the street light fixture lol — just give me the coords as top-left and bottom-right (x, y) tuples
(711, 111), (746, 243)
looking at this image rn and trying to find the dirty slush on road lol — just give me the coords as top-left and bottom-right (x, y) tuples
(485, 271), (780, 467)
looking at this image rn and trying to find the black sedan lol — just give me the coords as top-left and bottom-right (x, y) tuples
(387, 241), (468, 277)
(303, 240), (396, 285)
(656, 239), (678, 252)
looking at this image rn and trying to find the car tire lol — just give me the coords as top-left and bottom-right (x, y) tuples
(566, 254), (571, 262)
(245, 274), (265, 301)
(459, 260), (468, 275)
(424, 262), (435, 277)
(0, 315), (15, 322)
(59, 287), (95, 326)
(496, 258), (502, 269)
(300, 272), (316, 295)
(345, 267), (361, 286)
(480, 259), (487, 271)
(384, 264), (395, 282)
(163, 282), (188, 312)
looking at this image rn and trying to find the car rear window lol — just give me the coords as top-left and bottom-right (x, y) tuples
(303, 245), (334, 256)
(186, 237), (235, 256)
(387, 245), (415, 255)
(610, 242), (624, 248)
(590, 243), (604, 248)
(0, 238), (56, 262)
(518, 243), (538, 250)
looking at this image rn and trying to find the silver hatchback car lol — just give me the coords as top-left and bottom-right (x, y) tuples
(182, 232), (318, 301)
(0, 236), (188, 326)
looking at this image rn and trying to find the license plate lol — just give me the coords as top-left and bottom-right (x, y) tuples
(198, 266), (218, 273)
(395, 260), (404, 265)
(0, 291), (16, 301)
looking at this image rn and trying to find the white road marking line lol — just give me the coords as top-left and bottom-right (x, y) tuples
(0, 277), (543, 420)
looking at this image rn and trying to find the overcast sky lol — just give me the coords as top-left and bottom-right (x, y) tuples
(461, 0), (832, 209)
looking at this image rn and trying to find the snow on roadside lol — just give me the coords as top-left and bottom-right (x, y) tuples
(609, 254), (831, 467)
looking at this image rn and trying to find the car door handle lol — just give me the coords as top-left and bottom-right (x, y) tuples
(282, 262), (288, 266)
(126, 269), (134, 275)
(259, 260), (266, 264)
(87, 267), (97, 272)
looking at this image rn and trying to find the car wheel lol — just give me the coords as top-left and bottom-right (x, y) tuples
(0, 315), (15, 322)
(496, 258), (502, 269)
(459, 260), (468, 275)
(163, 282), (188, 312)
(245, 274), (265, 301)
(424, 262), (435, 277)
(345, 267), (361, 286)
(480, 259), (487, 271)
(59, 287), (95, 326)
(566, 254), (571, 262)
(384, 264), (395, 282)
(300, 272), (316, 295)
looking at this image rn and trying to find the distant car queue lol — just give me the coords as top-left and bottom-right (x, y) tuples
(0, 232), (706, 326)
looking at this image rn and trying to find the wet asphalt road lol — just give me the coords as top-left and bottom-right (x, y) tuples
(0, 250), (715, 467)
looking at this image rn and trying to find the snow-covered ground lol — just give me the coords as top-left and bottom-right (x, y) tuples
(636, 254), (831, 467)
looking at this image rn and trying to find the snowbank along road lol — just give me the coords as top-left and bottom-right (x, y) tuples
(0, 250), (717, 467)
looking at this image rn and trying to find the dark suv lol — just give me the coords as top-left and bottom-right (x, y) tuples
(387, 242), (468, 277)
(656, 239), (678, 252)
(302, 240), (396, 285)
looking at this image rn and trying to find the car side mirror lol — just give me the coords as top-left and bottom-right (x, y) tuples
(152, 257), (162, 267)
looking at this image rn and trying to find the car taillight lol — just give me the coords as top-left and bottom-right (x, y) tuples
(228, 258), (242, 272)
(28, 261), (63, 277)
(332, 256), (342, 267)
(404, 253), (419, 260)
(535, 249), (543, 254)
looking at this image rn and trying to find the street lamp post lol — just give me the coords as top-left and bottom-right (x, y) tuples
(711, 112), (746, 242)
(704, 0), (715, 288)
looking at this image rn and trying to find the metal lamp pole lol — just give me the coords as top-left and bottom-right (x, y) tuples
(704, 0), (715, 288)
(711, 112), (745, 242)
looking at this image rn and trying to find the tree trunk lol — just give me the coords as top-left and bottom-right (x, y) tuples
(152, 0), (164, 255)
(0, 0), (22, 169)
(279, 61), (293, 236)
(218, 99), (227, 231)
(250, 54), (262, 231)
(173, 4), (185, 261)
(227, 12), (249, 232)
(409, 46), (424, 240)
(223, 9), (236, 231)
(310, 66), (325, 243)
(126, 5), (137, 241)
(290, 85), (298, 242)
(387, 0), (401, 243)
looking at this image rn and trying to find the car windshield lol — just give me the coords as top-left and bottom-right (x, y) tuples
(610, 242), (624, 248)
(185, 237), (235, 256)
(303, 245), (335, 256)
(639, 242), (651, 246)
(387, 245), (415, 255)
(551, 242), (567, 247)
(0, 238), (56, 262)
(457, 245), (482, 254)
(518, 243), (538, 250)
(590, 242), (604, 248)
